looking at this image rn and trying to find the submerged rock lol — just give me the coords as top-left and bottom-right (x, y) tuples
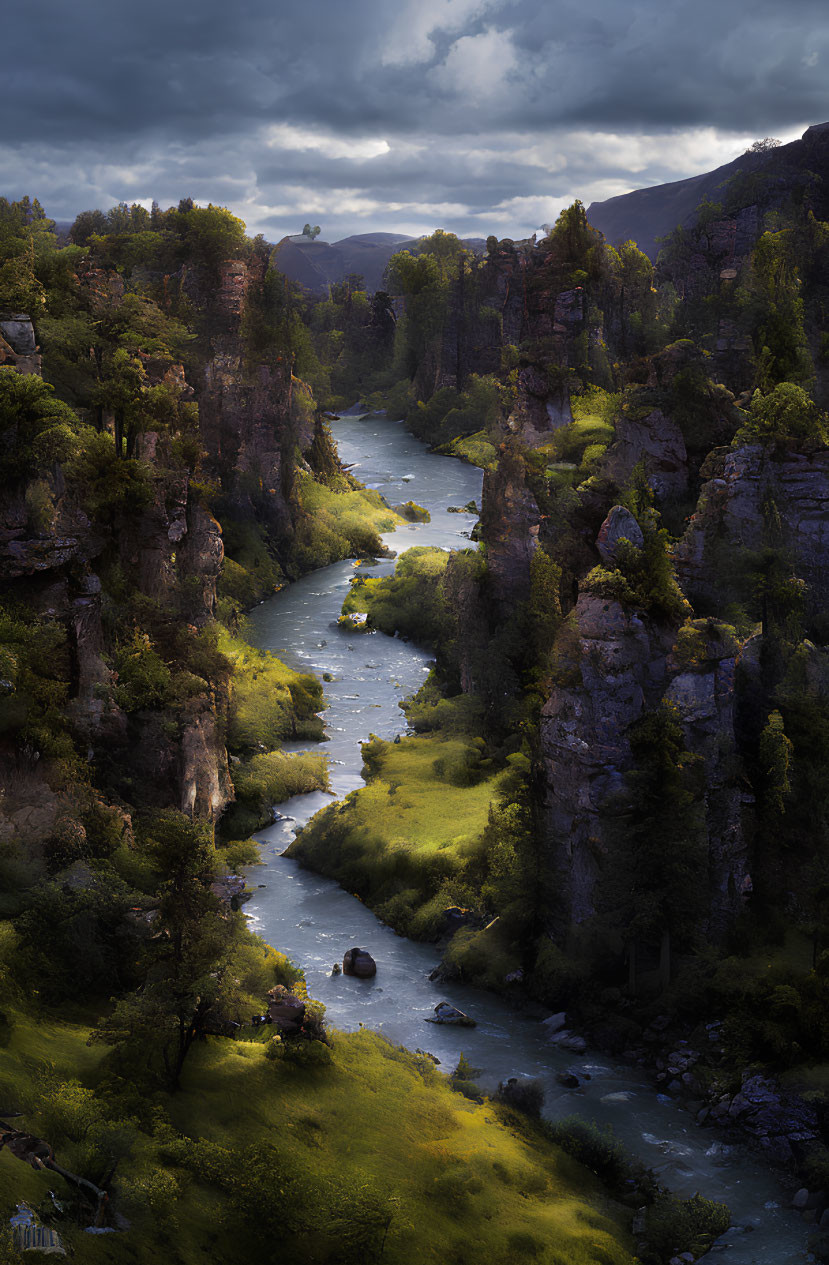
(426, 1001), (476, 1027)
(548, 1030), (587, 1053)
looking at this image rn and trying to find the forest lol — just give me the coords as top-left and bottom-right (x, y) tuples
(3, 120), (829, 1263)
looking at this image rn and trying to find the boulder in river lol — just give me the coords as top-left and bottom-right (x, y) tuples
(548, 1029), (587, 1053)
(343, 947), (377, 978)
(426, 1001), (476, 1027)
(556, 1072), (580, 1089)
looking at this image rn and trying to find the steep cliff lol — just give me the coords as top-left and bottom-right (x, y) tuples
(676, 443), (829, 621)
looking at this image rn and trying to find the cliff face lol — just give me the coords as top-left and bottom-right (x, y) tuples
(194, 257), (315, 551)
(540, 595), (749, 938)
(676, 444), (829, 618)
(479, 448), (540, 611)
(541, 593), (675, 925)
(0, 244), (313, 840)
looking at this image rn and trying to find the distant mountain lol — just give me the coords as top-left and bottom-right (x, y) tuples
(272, 232), (487, 294)
(587, 123), (829, 259)
(272, 232), (416, 294)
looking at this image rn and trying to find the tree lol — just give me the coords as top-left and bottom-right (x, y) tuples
(174, 203), (248, 277)
(736, 229), (812, 387)
(750, 138), (782, 152)
(600, 706), (707, 993)
(0, 369), (81, 484)
(0, 196), (56, 311)
(610, 239), (658, 355)
(302, 224), (321, 240)
(91, 812), (242, 1090)
(737, 381), (827, 447)
(758, 710), (793, 818)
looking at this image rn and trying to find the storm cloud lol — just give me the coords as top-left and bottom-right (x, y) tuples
(3, 0), (826, 240)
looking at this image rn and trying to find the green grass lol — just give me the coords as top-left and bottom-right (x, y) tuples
(341, 546), (452, 646)
(0, 995), (633, 1264)
(218, 627), (324, 752)
(221, 749), (331, 837)
(287, 732), (503, 938)
(289, 472), (403, 573)
(443, 430), (498, 469)
(165, 1030), (634, 1265)
(549, 415), (615, 465)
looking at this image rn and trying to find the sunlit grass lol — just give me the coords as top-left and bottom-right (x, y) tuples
(288, 732), (504, 936)
(0, 1003), (633, 1264)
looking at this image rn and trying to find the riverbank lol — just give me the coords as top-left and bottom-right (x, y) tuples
(243, 414), (812, 1264)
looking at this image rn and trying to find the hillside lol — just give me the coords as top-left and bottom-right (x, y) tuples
(587, 122), (829, 257)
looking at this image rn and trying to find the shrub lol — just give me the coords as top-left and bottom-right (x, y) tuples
(112, 631), (174, 711)
(542, 1117), (634, 1194)
(644, 1192), (730, 1262)
(735, 381), (827, 447)
(495, 1078), (545, 1117)
(265, 1035), (333, 1069)
(223, 750), (329, 836)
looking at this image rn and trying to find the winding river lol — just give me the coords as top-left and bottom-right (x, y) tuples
(244, 414), (810, 1264)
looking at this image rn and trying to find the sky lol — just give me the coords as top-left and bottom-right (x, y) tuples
(3, 0), (826, 243)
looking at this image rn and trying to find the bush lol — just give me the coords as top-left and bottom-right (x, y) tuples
(644, 1192), (730, 1262)
(112, 631), (175, 711)
(736, 381), (827, 447)
(542, 1117), (634, 1194)
(222, 750), (329, 836)
(265, 1035), (333, 1069)
(495, 1078), (545, 1117)
(341, 546), (452, 647)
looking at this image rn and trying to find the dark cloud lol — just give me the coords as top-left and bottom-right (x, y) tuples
(2, 0), (825, 240)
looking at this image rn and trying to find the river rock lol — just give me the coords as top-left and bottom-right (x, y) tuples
(343, 947), (377, 978)
(426, 1002), (476, 1027)
(556, 1072), (580, 1088)
(541, 1011), (567, 1034)
(547, 1029), (587, 1053)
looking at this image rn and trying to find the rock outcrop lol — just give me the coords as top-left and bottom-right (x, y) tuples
(604, 409), (689, 502)
(676, 444), (829, 618)
(479, 449), (540, 611)
(664, 621), (750, 935)
(541, 593), (677, 924)
(0, 313), (41, 375)
(595, 505), (644, 563)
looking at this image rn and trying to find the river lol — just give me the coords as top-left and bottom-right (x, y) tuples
(244, 414), (810, 1264)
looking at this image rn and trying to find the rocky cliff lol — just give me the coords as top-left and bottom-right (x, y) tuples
(676, 443), (829, 620)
